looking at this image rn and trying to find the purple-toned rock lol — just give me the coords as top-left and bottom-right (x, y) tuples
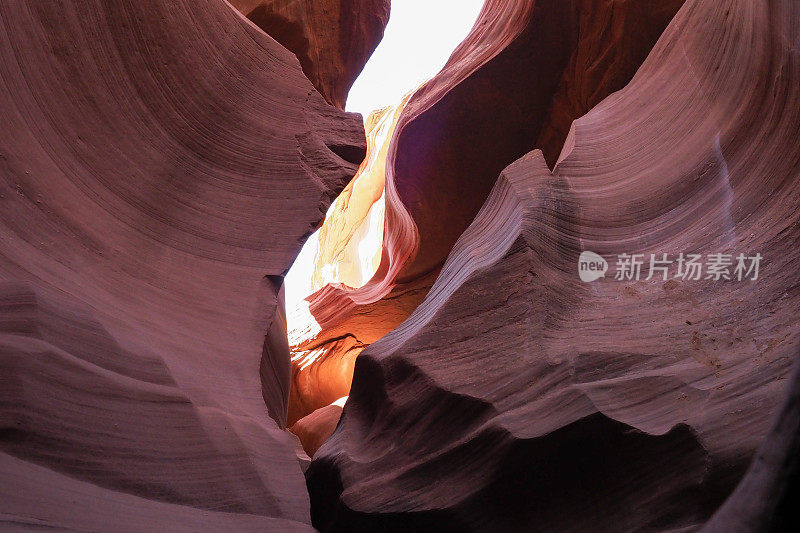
(308, 0), (800, 529)
(0, 0), (364, 528)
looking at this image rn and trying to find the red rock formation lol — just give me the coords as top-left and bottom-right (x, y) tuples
(290, 397), (347, 458)
(288, 269), (434, 425)
(2, 0), (796, 529)
(0, 0), (364, 528)
(287, 96), (413, 425)
(231, 0), (391, 109)
(297, 0), (686, 428)
(308, 0), (800, 529)
(369, 0), (685, 301)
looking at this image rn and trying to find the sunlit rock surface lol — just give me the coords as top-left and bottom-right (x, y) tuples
(0, 0), (365, 529)
(308, 0), (800, 530)
(231, 0), (391, 109)
(286, 96), (411, 425)
(290, 397), (348, 458)
(299, 0), (688, 417)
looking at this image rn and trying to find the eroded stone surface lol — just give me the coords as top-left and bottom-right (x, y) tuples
(231, 0), (390, 109)
(297, 0), (687, 440)
(308, 0), (800, 529)
(290, 397), (347, 458)
(0, 0), (364, 528)
(287, 97), (412, 425)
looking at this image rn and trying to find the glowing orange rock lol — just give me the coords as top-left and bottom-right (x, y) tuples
(310, 98), (411, 294)
(286, 95), (412, 424)
(289, 397), (348, 458)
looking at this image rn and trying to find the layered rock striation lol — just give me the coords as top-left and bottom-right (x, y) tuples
(308, 0), (800, 529)
(0, 0), (365, 529)
(1, 0), (797, 529)
(297, 0), (689, 431)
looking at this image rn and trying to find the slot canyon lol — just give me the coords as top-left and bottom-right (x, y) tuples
(1, 0), (798, 531)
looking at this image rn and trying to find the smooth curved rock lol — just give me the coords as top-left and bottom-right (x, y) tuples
(0, 451), (313, 532)
(0, 0), (364, 528)
(388, 0), (686, 282)
(290, 397), (347, 458)
(298, 0), (687, 419)
(308, 0), (800, 529)
(231, 0), (391, 109)
(377, 0), (685, 293)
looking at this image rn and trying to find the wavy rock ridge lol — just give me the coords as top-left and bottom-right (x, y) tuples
(308, 0), (800, 529)
(297, 0), (689, 427)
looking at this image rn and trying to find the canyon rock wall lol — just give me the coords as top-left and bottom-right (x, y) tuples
(308, 0), (800, 530)
(0, 0), (365, 529)
(231, 0), (391, 109)
(295, 0), (687, 431)
(290, 397), (348, 458)
(2, 0), (797, 529)
(388, 0), (686, 283)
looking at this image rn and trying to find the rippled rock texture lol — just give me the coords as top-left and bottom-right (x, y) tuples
(231, 0), (391, 109)
(308, 0), (800, 530)
(299, 0), (688, 422)
(0, 0), (365, 529)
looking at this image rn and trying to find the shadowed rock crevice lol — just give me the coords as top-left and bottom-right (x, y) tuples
(312, 416), (712, 532)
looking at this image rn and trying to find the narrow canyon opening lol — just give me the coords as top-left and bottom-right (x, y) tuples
(282, 1), (486, 457)
(275, 0), (691, 460)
